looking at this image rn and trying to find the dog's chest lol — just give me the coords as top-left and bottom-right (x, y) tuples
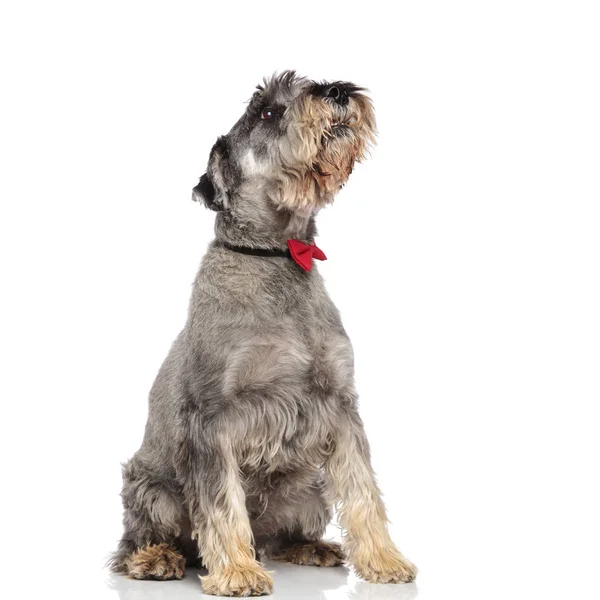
(226, 324), (354, 474)
(213, 264), (355, 472)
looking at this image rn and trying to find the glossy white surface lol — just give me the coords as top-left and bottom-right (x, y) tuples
(106, 564), (418, 600)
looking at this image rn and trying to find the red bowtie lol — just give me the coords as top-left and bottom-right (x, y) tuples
(287, 239), (327, 272)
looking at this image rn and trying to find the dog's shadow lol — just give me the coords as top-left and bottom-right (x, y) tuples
(106, 562), (419, 600)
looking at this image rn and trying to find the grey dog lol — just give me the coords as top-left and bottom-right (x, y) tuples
(110, 71), (417, 596)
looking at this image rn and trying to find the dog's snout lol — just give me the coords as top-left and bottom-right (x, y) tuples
(313, 82), (350, 106)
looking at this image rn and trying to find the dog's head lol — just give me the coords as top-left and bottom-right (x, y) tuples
(193, 71), (376, 215)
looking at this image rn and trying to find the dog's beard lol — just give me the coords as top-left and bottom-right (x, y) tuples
(270, 94), (376, 212)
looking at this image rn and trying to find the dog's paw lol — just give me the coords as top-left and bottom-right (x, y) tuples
(271, 540), (345, 567)
(200, 563), (273, 597)
(125, 543), (185, 580)
(353, 548), (417, 584)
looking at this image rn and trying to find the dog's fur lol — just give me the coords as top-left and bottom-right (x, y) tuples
(110, 71), (416, 596)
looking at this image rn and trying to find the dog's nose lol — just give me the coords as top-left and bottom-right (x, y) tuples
(325, 85), (349, 106)
(326, 86), (340, 100)
(314, 83), (350, 106)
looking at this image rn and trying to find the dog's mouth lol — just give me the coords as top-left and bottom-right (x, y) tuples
(331, 123), (349, 136)
(324, 116), (357, 141)
(329, 114), (356, 128)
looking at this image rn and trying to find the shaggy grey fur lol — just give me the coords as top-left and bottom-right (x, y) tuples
(110, 71), (416, 594)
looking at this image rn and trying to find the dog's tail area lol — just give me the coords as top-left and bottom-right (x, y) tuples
(106, 537), (136, 573)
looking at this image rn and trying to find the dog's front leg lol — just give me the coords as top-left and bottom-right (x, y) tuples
(325, 408), (417, 584)
(185, 438), (273, 596)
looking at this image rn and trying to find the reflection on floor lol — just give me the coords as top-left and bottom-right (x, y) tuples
(106, 562), (419, 600)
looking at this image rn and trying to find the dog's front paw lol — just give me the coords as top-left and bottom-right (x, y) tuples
(200, 563), (273, 597)
(353, 548), (417, 584)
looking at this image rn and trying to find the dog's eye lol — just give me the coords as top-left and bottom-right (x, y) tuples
(261, 107), (275, 120)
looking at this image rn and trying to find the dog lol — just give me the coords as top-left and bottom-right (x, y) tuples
(110, 71), (417, 596)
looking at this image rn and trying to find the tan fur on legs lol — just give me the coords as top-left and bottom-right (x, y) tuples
(271, 540), (345, 567)
(196, 439), (273, 596)
(199, 531), (273, 597)
(342, 508), (417, 584)
(325, 412), (417, 584)
(201, 562), (273, 597)
(125, 543), (185, 580)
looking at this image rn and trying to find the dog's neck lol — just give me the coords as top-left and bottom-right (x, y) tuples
(214, 193), (318, 250)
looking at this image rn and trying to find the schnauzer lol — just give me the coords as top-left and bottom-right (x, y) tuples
(110, 71), (417, 596)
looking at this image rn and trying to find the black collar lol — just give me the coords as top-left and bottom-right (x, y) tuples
(221, 242), (291, 259)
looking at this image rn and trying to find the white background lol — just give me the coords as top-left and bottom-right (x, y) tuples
(1, 2), (599, 599)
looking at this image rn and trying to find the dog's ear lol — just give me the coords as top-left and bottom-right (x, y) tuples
(192, 173), (219, 210)
(192, 136), (232, 211)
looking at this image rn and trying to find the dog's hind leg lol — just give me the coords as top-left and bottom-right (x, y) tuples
(109, 458), (186, 580)
(259, 474), (345, 567)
